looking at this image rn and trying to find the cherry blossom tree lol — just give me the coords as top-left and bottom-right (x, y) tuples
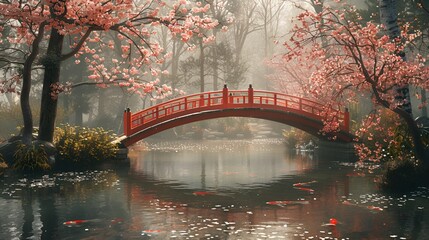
(266, 53), (316, 97)
(0, 0), (217, 143)
(282, 2), (429, 164)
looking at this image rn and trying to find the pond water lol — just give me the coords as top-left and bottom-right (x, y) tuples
(1, 139), (429, 239)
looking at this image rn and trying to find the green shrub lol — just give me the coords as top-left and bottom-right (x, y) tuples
(54, 125), (119, 168)
(13, 143), (51, 171)
(380, 158), (419, 192)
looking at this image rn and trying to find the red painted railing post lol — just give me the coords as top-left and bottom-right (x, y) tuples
(199, 94), (204, 107)
(274, 93), (277, 106)
(123, 108), (131, 136)
(222, 84), (228, 105)
(248, 84), (254, 105)
(344, 108), (350, 132)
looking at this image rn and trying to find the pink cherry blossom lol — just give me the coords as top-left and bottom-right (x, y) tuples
(0, 0), (218, 101)
(278, 2), (429, 162)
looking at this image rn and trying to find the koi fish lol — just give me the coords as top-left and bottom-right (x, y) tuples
(266, 200), (310, 206)
(366, 205), (384, 212)
(110, 218), (124, 225)
(293, 180), (317, 187)
(342, 200), (383, 212)
(322, 218), (340, 227)
(346, 172), (365, 177)
(142, 230), (161, 235)
(294, 187), (315, 193)
(193, 191), (215, 196)
(341, 200), (355, 206)
(63, 220), (89, 225)
(64, 218), (123, 226)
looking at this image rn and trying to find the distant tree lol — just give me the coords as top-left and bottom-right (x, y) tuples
(179, 42), (246, 90)
(266, 56), (314, 97)
(229, 0), (261, 62)
(211, 42), (247, 89)
(256, 0), (285, 57)
(207, 0), (233, 90)
(282, 2), (429, 163)
(0, 0), (217, 143)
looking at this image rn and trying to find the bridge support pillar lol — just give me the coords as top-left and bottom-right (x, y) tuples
(123, 108), (132, 136)
(222, 84), (228, 105)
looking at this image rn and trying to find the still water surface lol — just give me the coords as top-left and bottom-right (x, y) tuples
(1, 139), (429, 239)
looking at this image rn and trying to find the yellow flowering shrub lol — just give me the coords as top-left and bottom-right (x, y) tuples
(54, 125), (119, 168)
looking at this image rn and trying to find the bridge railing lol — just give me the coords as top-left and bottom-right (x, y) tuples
(123, 85), (349, 136)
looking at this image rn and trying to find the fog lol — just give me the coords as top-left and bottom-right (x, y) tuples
(0, 0), (427, 139)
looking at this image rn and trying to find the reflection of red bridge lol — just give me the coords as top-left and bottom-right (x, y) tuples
(120, 85), (353, 146)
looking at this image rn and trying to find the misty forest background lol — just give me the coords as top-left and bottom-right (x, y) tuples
(0, 0), (427, 141)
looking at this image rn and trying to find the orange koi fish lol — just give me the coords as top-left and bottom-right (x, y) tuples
(342, 200), (384, 212)
(322, 218), (340, 227)
(266, 200), (310, 206)
(64, 218), (122, 226)
(294, 187), (315, 193)
(366, 205), (384, 212)
(63, 220), (89, 225)
(142, 230), (161, 235)
(293, 180), (317, 187)
(341, 200), (355, 206)
(193, 191), (215, 196)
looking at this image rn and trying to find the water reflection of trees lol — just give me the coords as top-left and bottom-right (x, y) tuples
(126, 145), (421, 239)
(1, 171), (121, 239)
(125, 172), (340, 238)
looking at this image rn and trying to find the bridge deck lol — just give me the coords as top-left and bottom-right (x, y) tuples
(121, 86), (351, 146)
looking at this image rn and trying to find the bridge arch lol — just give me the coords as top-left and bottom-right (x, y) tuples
(120, 85), (353, 147)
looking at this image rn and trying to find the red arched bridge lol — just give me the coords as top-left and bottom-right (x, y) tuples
(119, 85), (353, 147)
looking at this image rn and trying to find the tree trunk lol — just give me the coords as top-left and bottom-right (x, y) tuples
(379, 0), (413, 115)
(379, 0), (429, 164)
(212, 30), (219, 91)
(395, 108), (429, 167)
(199, 39), (205, 93)
(38, 28), (64, 142)
(114, 93), (129, 134)
(21, 59), (35, 144)
(171, 40), (179, 91)
(20, 24), (46, 144)
(98, 89), (107, 119)
(74, 88), (83, 126)
(421, 89), (428, 118)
